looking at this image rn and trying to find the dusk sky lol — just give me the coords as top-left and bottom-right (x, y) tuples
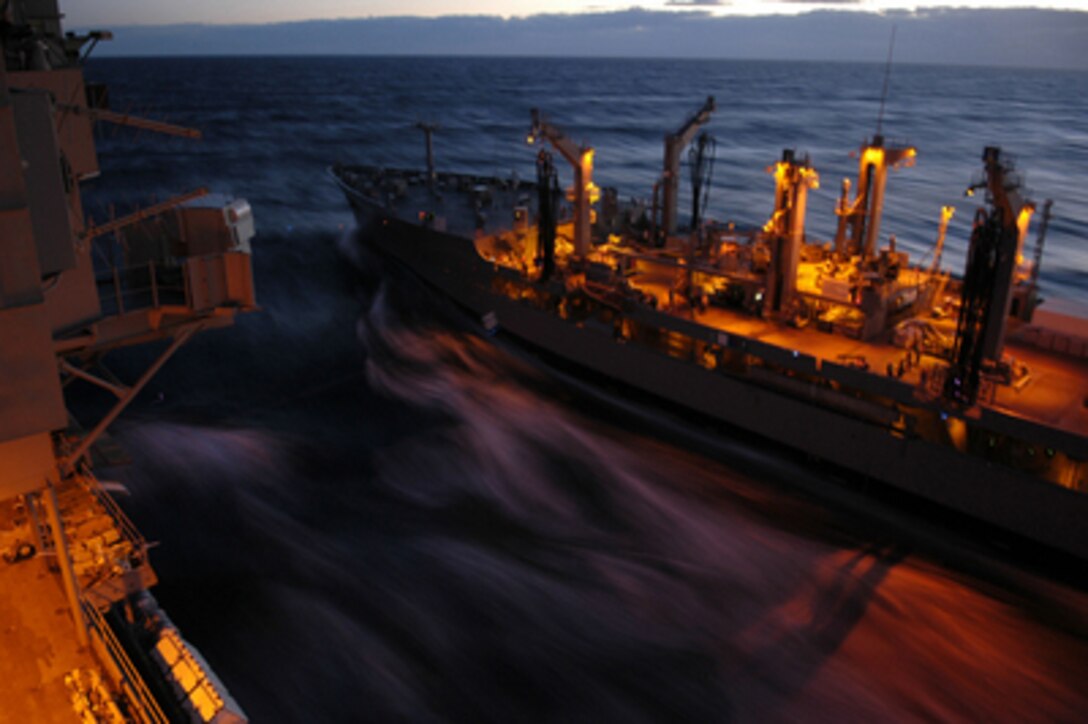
(65, 3), (1088, 69)
(64, 1), (1088, 25)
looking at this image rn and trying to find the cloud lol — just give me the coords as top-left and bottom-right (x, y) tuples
(664, 0), (726, 7)
(74, 8), (1088, 70)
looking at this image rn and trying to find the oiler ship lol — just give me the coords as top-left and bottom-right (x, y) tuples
(333, 97), (1088, 561)
(2, 2), (252, 721)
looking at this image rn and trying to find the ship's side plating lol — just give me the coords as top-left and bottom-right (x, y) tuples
(1, 2), (251, 721)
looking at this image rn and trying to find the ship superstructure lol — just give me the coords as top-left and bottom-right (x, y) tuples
(2, 2), (252, 720)
(333, 100), (1088, 561)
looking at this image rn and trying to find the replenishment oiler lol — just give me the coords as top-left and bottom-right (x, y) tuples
(333, 97), (1088, 561)
(2, 2), (253, 721)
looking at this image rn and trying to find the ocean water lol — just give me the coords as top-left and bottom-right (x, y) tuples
(80, 57), (1088, 721)
(86, 56), (1088, 308)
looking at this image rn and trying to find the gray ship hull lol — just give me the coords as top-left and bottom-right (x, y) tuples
(338, 176), (1088, 562)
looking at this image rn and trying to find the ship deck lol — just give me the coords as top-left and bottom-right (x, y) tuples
(630, 276), (1088, 440)
(335, 165), (538, 237)
(0, 545), (98, 723)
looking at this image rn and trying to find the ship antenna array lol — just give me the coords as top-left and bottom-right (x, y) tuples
(876, 24), (897, 137)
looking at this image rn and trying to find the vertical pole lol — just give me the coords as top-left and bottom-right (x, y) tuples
(425, 130), (435, 184)
(834, 178), (851, 257)
(979, 147), (1022, 362)
(44, 481), (89, 648)
(416, 122), (438, 185)
(875, 25), (897, 137)
(783, 165), (812, 312)
(112, 265), (124, 314)
(149, 259), (159, 308)
(1024, 199), (1051, 321)
(932, 205), (954, 274)
(183, 258), (192, 307)
(662, 136), (680, 236)
(863, 159), (888, 260)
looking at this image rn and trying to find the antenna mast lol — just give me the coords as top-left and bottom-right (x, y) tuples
(876, 25), (897, 137)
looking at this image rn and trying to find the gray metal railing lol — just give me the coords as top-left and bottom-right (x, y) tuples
(95, 259), (188, 316)
(81, 600), (170, 724)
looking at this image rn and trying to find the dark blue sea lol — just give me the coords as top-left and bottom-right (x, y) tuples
(81, 57), (1088, 722)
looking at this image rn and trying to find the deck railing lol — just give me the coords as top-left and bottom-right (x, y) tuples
(95, 260), (188, 316)
(81, 599), (170, 724)
(75, 465), (150, 570)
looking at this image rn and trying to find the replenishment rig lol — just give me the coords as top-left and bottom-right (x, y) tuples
(2, 2), (253, 720)
(333, 97), (1088, 561)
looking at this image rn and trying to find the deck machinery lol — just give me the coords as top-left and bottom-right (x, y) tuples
(2, 2), (252, 721)
(487, 108), (1046, 387)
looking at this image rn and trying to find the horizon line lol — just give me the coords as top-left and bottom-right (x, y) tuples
(82, 53), (1087, 73)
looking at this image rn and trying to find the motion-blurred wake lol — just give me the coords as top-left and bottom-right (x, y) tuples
(106, 236), (1088, 722)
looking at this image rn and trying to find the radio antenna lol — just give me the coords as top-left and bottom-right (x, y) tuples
(876, 24), (897, 137)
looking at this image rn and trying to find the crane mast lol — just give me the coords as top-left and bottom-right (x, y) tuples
(833, 135), (916, 260)
(944, 147), (1035, 406)
(527, 109), (595, 259)
(662, 96), (716, 237)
